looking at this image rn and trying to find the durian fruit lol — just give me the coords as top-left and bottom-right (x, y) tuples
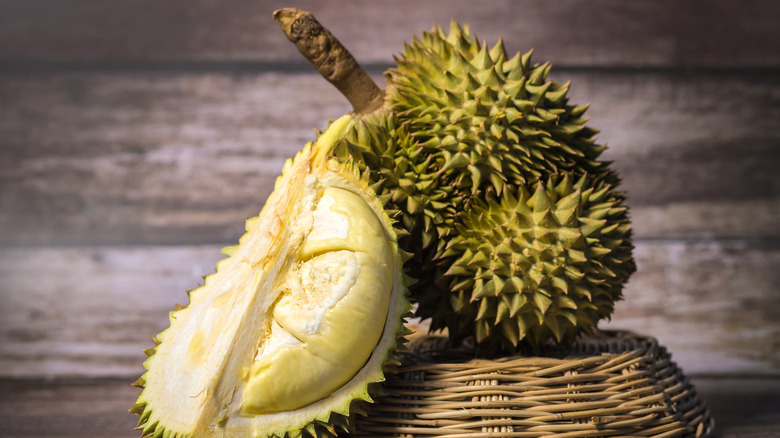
(276, 9), (634, 351)
(131, 115), (411, 438)
(443, 174), (632, 347)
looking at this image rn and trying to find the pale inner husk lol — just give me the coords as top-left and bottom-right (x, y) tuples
(137, 126), (407, 437)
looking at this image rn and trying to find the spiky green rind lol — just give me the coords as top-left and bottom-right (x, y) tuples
(437, 173), (634, 349)
(330, 22), (630, 349)
(387, 21), (616, 198)
(324, 21), (634, 350)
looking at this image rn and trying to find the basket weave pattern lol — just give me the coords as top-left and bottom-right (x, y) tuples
(352, 330), (714, 437)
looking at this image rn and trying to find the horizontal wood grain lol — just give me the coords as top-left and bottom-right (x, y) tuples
(0, 245), (223, 378)
(1, 376), (779, 437)
(1, 0), (778, 396)
(0, 240), (777, 379)
(602, 239), (780, 377)
(1, 0), (778, 69)
(2, 71), (778, 246)
(1, 379), (139, 438)
(0, 379), (140, 436)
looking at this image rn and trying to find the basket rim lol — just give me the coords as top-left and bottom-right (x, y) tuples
(349, 329), (715, 437)
(397, 329), (661, 368)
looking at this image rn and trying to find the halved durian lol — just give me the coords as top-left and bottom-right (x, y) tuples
(132, 116), (410, 438)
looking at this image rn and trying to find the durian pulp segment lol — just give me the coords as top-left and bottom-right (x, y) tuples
(241, 187), (394, 414)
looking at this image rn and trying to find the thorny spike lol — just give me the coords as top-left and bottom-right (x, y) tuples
(490, 37), (507, 62)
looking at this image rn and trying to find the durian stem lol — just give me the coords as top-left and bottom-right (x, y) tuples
(274, 8), (384, 114)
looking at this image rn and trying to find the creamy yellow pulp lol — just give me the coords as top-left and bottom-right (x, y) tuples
(240, 187), (394, 414)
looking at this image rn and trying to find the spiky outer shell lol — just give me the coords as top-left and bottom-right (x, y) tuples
(328, 22), (634, 350)
(131, 116), (411, 438)
(441, 174), (634, 349)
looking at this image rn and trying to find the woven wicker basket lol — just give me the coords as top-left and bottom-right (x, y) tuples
(351, 330), (714, 437)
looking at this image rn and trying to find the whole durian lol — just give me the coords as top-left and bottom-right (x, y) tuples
(131, 116), (411, 437)
(276, 9), (635, 351)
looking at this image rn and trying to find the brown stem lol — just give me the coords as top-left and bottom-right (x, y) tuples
(274, 8), (384, 114)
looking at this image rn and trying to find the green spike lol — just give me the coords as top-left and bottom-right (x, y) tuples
(406, 195), (423, 215)
(533, 293), (552, 314)
(471, 44), (492, 70)
(476, 297), (493, 320)
(551, 275), (569, 294)
(469, 248), (489, 266)
(138, 407), (152, 425)
(447, 20), (463, 44)
(560, 309), (578, 326)
(554, 206), (578, 228)
(536, 108), (559, 123)
(558, 295), (578, 310)
(493, 275), (506, 295)
(557, 227), (582, 245)
(528, 182), (552, 212)
(152, 424), (165, 438)
(545, 81), (570, 104)
(500, 319), (520, 345)
(509, 277), (525, 296)
(476, 319), (490, 343)
(520, 49), (534, 72)
(477, 66), (501, 89)
(545, 315), (564, 343)
(220, 245), (238, 257)
(503, 52), (521, 76)
(580, 217), (607, 237)
(517, 315), (531, 339)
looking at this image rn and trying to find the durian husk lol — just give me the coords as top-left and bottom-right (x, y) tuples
(131, 115), (412, 438)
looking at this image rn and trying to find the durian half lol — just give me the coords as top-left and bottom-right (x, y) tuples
(131, 116), (410, 438)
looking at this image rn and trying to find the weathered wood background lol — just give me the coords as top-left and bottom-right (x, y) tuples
(1, 1), (779, 436)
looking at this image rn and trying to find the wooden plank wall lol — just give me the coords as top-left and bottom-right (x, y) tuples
(1, 0), (778, 380)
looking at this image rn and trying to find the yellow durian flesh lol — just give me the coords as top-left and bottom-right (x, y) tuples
(133, 115), (409, 438)
(241, 187), (395, 415)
